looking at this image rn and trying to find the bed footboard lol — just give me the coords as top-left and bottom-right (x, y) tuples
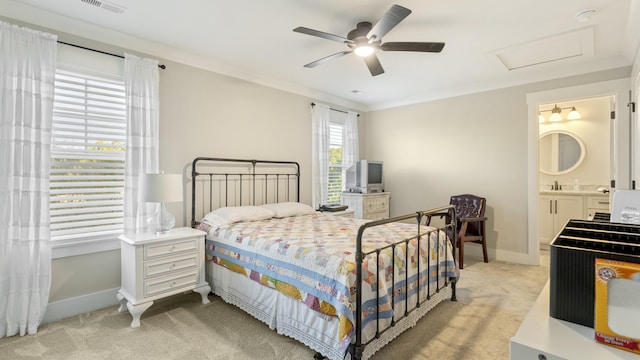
(351, 205), (457, 360)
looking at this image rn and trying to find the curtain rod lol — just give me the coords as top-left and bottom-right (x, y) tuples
(311, 102), (359, 116)
(58, 41), (166, 69)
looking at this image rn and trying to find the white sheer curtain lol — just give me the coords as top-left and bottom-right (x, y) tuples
(123, 53), (160, 233)
(311, 103), (330, 209)
(0, 21), (57, 338)
(343, 110), (359, 169)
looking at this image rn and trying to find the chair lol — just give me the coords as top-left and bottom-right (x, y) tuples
(426, 194), (488, 269)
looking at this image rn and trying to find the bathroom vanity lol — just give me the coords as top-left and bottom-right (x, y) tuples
(538, 190), (610, 246)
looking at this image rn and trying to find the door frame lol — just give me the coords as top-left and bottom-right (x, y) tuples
(526, 78), (631, 265)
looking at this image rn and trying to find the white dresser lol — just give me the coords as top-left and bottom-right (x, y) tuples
(341, 192), (390, 220)
(117, 227), (211, 328)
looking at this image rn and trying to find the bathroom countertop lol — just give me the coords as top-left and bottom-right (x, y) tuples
(539, 190), (609, 196)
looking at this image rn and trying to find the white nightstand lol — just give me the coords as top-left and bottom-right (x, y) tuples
(318, 209), (355, 218)
(117, 227), (211, 328)
(341, 192), (390, 220)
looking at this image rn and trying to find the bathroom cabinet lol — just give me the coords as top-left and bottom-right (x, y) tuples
(538, 194), (584, 246)
(538, 192), (610, 246)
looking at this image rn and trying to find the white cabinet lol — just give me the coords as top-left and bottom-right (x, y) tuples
(585, 195), (610, 220)
(538, 194), (584, 245)
(341, 192), (390, 220)
(117, 227), (211, 328)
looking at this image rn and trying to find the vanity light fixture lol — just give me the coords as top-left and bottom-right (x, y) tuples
(567, 106), (581, 120)
(549, 105), (562, 122)
(538, 104), (581, 122)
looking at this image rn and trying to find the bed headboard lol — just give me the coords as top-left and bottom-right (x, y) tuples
(190, 157), (300, 227)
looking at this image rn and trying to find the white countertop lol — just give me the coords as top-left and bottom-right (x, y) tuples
(539, 190), (609, 196)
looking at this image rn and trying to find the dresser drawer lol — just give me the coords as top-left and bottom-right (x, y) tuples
(144, 254), (198, 279)
(144, 271), (198, 297)
(144, 237), (198, 259)
(366, 211), (389, 221)
(365, 197), (389, 212)
(586, 196), (609, 209)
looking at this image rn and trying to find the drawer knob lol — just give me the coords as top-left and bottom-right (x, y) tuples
(170, 264), (175, 270)
(170, 281), (176, 288)
(169, 245), (175, 252)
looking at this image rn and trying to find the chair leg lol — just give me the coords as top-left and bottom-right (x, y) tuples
(481, 223), (488, 263)
(482, 239), (489, 263)
(458, 240), (464, 269)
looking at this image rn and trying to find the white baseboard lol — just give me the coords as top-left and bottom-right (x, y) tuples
(42, 287), (120, 324)
(461, 244), (541, 267)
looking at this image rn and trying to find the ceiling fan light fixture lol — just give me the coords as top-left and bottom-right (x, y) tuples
(354, 46), (375, 57)
(567, 106), (581, 120)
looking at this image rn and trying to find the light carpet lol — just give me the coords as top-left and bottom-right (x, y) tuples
(0, 251), (550, 360)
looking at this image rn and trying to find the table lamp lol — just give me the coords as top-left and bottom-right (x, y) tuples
(142, 173), (183, 234)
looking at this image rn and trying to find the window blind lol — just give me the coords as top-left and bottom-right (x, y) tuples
(328, 122), (344, 204)
(50, 69), (127, 240)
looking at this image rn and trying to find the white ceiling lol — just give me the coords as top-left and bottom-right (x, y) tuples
(2, 0), (639, 111)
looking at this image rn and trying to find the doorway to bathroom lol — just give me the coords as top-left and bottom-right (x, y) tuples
(526, 78), (632, 265)
(537, 96), (612, 248)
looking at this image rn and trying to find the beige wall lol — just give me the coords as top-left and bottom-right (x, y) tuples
(158, 58), (314, 226)
(364, 68), (631, 259)
(50, 250), (120, 303)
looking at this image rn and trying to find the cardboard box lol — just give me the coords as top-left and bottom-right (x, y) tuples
(594, 258), (640, 355)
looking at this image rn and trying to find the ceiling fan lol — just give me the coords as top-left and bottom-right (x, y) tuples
(293, 4), (445, 76)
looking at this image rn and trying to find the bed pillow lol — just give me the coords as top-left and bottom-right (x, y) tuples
(202, 205), (276, 227)
(261, 202), (316, 218)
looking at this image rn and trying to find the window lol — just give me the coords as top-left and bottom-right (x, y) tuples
(50, 68), (127, 242)
(327, 112), (347, 204)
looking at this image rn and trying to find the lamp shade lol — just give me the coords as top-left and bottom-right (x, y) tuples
(567, 107), (581, 120)
(549, 104), (562, 122)
(142, 173), (183, 203)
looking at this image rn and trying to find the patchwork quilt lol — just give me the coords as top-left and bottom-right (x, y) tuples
(199, 213), (459, 355)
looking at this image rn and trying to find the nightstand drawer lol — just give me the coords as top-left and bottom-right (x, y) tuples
(366, 211), (389, 221)
(144, 254), (198, 278)
(144, 237), (198, 259)
(365, 197), (388, 212)
(144, 271), (198, 297)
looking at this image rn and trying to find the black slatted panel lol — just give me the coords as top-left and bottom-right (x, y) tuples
(549, 219), (640, 327)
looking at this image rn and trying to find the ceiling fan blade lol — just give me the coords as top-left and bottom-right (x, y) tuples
(380, 42), (445, 52)
(363, 54), (385, 76)
(367, 4), (412, 41)
(293, 27), (351, 44)
(304, 50), (353, 68)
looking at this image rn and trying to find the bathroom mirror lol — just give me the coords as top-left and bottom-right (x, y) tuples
(539, 131), (586, 175)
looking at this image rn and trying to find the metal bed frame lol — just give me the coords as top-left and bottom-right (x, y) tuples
(190, 157), (457, 360)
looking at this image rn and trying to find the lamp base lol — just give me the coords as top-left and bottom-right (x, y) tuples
(148, 203), (176, 234)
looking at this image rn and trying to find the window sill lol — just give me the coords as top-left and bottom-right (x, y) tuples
(51, 235), (121, 259)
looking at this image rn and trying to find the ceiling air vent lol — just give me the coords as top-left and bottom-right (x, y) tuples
(80, 0), (126, 15)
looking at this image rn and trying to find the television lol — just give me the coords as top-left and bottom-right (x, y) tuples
(345, 160), (383, 194)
